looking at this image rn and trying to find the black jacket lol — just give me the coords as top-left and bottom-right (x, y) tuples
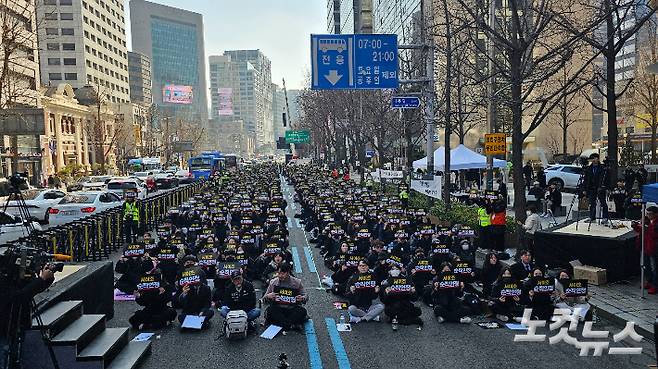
(222, 280), (257, 311)
(510, 261), (534, 281)
(0, 276), (52, 332)
(346, 273), (379, 309)
(583, 164), (609, 193)
(178, 284), (212, 315)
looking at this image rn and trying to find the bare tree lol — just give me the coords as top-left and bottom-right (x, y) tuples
(629, 17), (658, 164)
(455, 0), (602, 227)
(559, 0), (656, 179)
(545, 68), (588, 156)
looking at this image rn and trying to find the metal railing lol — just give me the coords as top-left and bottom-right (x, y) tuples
(10, 181), (205, 262)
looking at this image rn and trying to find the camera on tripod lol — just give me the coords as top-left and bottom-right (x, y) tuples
(0, 244), (63, 285)
(7, 173), (28, 193)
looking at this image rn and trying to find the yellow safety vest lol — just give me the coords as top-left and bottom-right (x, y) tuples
(478, 207), (491, 227)
(124, 201), (139, 221)
(399, 190), (409, 200)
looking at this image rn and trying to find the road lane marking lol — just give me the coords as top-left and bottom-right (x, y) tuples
(292, 247), (303, 274)
(304, 320), (324, 369)
(304, 246), (318, 273)
(325, 318), (352, 369)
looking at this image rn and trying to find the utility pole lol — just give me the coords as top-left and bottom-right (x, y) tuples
(422, 0), (435, 175)
(486, 0), (496, 190)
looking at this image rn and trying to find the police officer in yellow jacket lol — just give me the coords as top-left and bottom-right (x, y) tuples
(477, 199), (492, 250)
(123, 191), (140, 243)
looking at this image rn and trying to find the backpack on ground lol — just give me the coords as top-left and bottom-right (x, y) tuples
(223, 310), (248, 340)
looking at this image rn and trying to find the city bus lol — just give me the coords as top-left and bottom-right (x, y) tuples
(188, 152), (224, 179)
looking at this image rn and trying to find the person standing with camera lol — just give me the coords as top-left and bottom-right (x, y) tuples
(582, 153), (609, 224)
(0, 264), (55, 369)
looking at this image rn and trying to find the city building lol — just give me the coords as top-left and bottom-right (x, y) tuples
(327, 0), (341, 33)
(113, 102), (149, 163)
(373, 0), (421, 42)
(329, 0), (373, 34)
(0, 0), (43, 180)
(36, 0), (130, 103)
(209, 118), (255, 158)
(129, 0), (208, 134)
(272, 84), (286, 141)
(209, 50), (274, 151)
(128, 51), (152, 105)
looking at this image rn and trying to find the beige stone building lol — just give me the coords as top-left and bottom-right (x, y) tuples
(38, 83), (118, 177)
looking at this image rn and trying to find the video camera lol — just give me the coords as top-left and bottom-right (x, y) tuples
(7, 172), (28, 193)
(0, 244), (63, 285)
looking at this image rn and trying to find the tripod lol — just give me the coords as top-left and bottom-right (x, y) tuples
(2, 175), (36, 237)
(564, 170), (586, 230)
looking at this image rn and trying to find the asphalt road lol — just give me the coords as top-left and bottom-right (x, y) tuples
(109, 180), (657, 369)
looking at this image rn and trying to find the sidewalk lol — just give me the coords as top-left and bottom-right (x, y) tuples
(589, 278), (658, 340)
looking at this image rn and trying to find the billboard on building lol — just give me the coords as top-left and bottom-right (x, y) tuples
(217, 88), (233, 116)
(163, 84), (193, 104)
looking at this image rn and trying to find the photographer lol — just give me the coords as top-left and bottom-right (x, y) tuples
(0, 264), (55, 368)
(582, 153), (609, 224)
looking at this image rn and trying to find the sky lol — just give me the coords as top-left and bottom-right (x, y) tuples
(125, 0), (327, 90)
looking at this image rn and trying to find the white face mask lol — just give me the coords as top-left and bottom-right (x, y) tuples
(526, 210), (532, 216)
(461, 243), (469, 251)
(389, 269), (401, 277)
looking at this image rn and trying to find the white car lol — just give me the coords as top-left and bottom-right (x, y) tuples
(175, 169), (195, 184)
(132, 171), (154, 182)
(0, 211), (42, 244)
(106, 178), (147, 200)
(81, 176), (112, 191)
(4, 189), (67, 223)
(48, 191), (123, 226)
(545, 164), (583, 190)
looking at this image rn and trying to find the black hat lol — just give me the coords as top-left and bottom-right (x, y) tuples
(230, 270), (243, 280)
(588, 153), (600, 160)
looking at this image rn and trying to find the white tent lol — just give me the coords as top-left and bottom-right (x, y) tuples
(413, 144), (507, 171)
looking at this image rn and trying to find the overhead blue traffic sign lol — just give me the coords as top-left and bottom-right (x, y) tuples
(311, 34), (398, 90)
(391, 96), (420, 109)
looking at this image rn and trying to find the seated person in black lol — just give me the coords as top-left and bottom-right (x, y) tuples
(491, 267), (523, 322)
(431, 263), (471, 324)
(129, 260), (176, 330)
(480, 252), (502, 298)
(115, 251), (147, 294)
(177, 280), (214, 330)
(510, 250), (534, 282)
(346, 260), (384, 323)
(220, 271), (261, 328)
(264, 262), (309, 331)
(380, 265), (423, 329)
(524, 268), (555, 320)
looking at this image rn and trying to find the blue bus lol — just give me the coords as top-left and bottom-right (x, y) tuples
(188, 152), (224, 179)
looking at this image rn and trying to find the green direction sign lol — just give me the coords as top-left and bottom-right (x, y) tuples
(285, 130), (310, 144)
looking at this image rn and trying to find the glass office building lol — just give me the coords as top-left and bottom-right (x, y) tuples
(130, 0), (208, 127)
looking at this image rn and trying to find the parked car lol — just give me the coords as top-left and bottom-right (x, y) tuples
(545, 164), (583, 190)
(106, 178), (147, 200)
(154, 173), (179, 189)
(175, 170), (195, 184)
(81, 176), (112, 191)
(4, 189), (67, 224)
(133, 171), (157, 192)
(0, 211), (42, 244)
(48, 191), (123, 226)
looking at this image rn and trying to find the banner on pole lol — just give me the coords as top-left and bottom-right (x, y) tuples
(411, 175), (442, 199)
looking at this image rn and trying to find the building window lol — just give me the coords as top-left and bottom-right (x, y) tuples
(64, 73), (77, 81)
(60, 13), (74, 20)
(49, 73), (62, 80)
(61, 28), (74, 35)
(60, 0), (73, 5)
(44, 13), (58, 20)
(46, 43), (59, 50)
(63, 58), (76, 65)
(44, 0), (56, 4)
(45, 28), (58, 35)
(62, 43), (75, 51)
(47, 58), (60, 65)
